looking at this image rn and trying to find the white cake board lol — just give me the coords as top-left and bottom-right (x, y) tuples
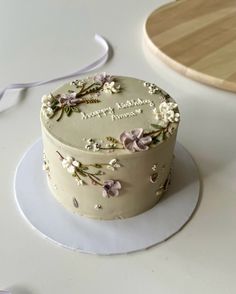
(14, 139), (200, 255)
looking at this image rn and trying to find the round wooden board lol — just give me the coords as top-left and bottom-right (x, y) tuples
(144, 0), (236, 92)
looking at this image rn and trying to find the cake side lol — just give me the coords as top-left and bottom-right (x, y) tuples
(41, 74), (180, 219)
(42, 126), (177, 219)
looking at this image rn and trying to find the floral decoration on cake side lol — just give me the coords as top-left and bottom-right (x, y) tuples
(56, 151), (122, 197)
(102, 180), (122, 198)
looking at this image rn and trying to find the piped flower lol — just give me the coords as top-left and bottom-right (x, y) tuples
(41, 94), (53, 107)
(120, 128), (152, 152)
(143, 82), (160, 94)
(107, 159), (121, 171)
(102, 180), (121, 198)
(152, 164), (158, 171)
(94, 72), (114, 84)
(153, 108), (168, 128)
(75, 178), (85, 186)
(41, 94), (54, 118)
(103, 81), (120, 94)
(61, 156), (80, 175)
(85, 139), (102, 152)
(153, 101), (180, 127)
(70, 79), (85, 87)
(57, 92), (81, 107)
(148, 84), (159, 94)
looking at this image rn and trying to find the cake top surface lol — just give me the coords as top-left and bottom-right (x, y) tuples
(40, 73), (180, 153)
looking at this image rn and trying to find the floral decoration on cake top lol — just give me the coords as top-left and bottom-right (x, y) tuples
(41, 73), (120, 121)
(41, 74), (180, 152)
(83, 100), (180, 153)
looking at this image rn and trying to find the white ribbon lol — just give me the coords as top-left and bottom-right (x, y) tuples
(0, 34), (109, 101)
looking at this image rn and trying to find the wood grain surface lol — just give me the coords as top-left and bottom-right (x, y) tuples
(144, 0), (236, 92)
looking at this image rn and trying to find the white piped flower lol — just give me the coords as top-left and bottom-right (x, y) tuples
(109, 159), (121, 169)
(72, 160), (80, 167)
(144, 82), (160, 94)
(103, 81), (120, 94)
(70, 79), (85, 87)
(67, 165), (76, 174)
(41, 94), (55, 118)
(153, 108), (169, 128)
(85, 144), (92, 150)
(152, 164), (157, 171)
(62, 156), (72, 167)
(93, 142), (101, 152)
(143, 82), (150, 87)
(165, 110), (180, 123)
(84, 138), (102, 151)
(107, 159), (121, 171)
(62, 159), (68, 168)
(46, 107), (53, 115)
(159, 101), (177, 113)
(61, 156), (77, 175)
(148, 84), (159, 94)
(87, 138), (95, 144)
(154, 102), (180, 126)
(76, 178), (85, 186)
(41, 94), (53, 106)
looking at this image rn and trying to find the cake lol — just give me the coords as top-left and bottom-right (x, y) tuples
(40, 73), (180, 220)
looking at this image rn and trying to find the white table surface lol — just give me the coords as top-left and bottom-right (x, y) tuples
(0, 0), (235, 293)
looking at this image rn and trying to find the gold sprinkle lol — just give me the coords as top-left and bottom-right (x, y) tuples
(94, 204), (102, 210)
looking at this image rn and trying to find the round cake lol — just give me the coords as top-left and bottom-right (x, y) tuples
(40, 73), (180, 220)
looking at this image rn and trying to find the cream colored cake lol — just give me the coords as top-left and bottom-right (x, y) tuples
(40, 73), (180, 220)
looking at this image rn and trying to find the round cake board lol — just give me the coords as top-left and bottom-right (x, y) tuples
(144, 0), (236, 92)
(14, 139), (200, 255)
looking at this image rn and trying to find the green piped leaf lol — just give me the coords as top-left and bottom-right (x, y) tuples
(64, 106), (72, 116)
(94, 164), (102, 168)
(151, 124), (163, 130)
(72, 106), (81, 113)
(105, 136), (119, 144)
(84, 98), (101, 104)
(157, 132), (164, 141)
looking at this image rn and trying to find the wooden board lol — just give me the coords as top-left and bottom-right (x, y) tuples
(144, 0), (236, 92)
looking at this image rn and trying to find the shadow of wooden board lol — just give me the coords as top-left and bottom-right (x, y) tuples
(144, 0), (236, 92)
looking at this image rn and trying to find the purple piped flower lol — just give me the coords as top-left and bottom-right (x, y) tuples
(102, 180), (121, 198)
(94, 72), (114, 84)
(120, 128), (152, 152)
(57, 92), (81, 107)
